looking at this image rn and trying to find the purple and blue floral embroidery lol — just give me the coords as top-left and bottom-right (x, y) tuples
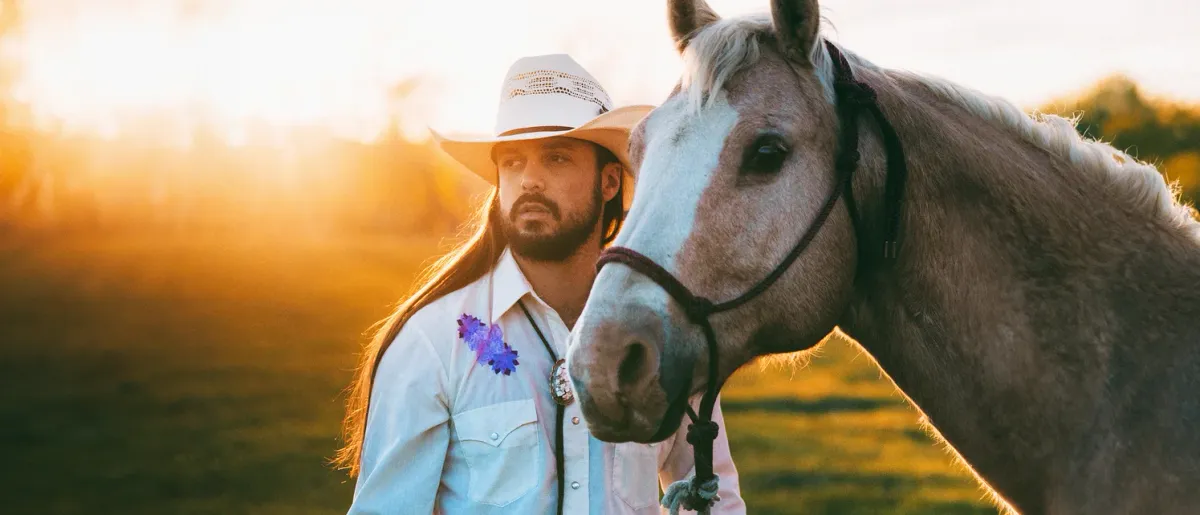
(457, 314), (519, 375)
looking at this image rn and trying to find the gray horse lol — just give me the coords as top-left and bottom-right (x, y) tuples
(567, 0), (1200, 513)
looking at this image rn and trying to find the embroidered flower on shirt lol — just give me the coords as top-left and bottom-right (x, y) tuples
(457, 314), (519, 375)
(457, 314), (485, 343)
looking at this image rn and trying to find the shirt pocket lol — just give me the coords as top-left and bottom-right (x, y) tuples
(451, 398), (540, 507)
(613, 442), (661, 510)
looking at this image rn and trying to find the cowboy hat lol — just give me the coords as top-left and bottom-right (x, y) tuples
(430, 54), (654, 209)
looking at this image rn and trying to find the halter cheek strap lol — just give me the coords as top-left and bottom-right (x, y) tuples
(595, 40), (910, 515)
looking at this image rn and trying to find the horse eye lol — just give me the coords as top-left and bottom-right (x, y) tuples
(741, 135), (789, 176)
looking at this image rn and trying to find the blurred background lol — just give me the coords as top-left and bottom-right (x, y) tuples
(0, 1), (1196, 514)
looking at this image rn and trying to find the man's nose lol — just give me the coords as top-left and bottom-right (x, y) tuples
(520, 162), (548, 191)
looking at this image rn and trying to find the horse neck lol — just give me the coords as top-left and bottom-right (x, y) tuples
(836, 71), (1200, 511)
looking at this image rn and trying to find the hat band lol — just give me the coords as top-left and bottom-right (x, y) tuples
(497, 125), (575, 137)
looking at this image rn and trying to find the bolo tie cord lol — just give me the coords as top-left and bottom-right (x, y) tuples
(518, 300), (566, 515)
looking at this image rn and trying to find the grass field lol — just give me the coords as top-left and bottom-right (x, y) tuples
(0, 234), (1000, 514)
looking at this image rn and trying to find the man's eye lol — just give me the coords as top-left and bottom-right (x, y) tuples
(501, 158), (523, 168)
(548, 153), (569, 164)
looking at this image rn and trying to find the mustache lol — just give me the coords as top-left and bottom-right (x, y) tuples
(511, 194), (561, 220)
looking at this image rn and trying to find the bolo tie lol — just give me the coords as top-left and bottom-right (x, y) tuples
(517, 300), (574, 515)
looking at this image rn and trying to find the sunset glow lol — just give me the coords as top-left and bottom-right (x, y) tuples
(7, 1), (411, 144)
(2, 0), (1198, 147)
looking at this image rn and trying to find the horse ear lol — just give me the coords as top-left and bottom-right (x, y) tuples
(771, 0), (821, 64)
(668, 0), (720, 53)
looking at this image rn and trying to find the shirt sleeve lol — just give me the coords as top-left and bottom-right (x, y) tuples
(347, 321), (452, 515)
(656, 393), (747, 515)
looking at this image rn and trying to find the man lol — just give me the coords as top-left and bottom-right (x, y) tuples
(337, 54), (745, 514)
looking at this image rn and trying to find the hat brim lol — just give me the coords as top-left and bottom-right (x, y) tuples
(429, 104), (655, 210)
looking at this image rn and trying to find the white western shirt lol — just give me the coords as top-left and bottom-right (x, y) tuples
(348, 247), (745, 514)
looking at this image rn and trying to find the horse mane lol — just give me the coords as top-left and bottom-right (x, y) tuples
(680, 14), (1200, 238)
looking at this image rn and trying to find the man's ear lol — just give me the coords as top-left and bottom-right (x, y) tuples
(601, 162), (622, 203)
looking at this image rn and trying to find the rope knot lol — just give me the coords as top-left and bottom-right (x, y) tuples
(685, 420), (720, 446)
(661, 474), (722, 515)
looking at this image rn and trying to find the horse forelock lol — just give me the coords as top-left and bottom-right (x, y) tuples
(680, 13), (836, 115)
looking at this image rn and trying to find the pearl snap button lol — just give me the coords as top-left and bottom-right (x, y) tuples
(571, 417), (580, 425)
(489, 432), (499, 440)
(570, 481), (580, 489)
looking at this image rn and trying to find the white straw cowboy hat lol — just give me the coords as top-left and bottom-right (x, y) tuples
(430, 54), (653, 209)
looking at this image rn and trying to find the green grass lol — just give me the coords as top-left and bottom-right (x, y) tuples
(722, 351), (999, 514)
(0, 234), (999, 514)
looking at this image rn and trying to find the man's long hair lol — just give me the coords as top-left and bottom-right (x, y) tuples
(334, 144), (624, 477)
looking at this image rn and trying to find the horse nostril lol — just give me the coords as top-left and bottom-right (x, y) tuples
(617, 342), (647, 387)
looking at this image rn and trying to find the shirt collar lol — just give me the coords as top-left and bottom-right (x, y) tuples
(490, 247), (535, 323)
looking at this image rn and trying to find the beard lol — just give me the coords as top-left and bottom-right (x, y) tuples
(503, 184), (603, 262)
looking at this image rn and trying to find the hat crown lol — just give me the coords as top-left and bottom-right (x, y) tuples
(493, 54), (615, 136)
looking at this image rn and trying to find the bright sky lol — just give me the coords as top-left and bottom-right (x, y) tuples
(3, 0), (1198, 145)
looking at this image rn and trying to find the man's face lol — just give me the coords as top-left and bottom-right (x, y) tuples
(495, 137), (620, 261)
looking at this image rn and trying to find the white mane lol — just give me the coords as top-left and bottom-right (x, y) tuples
(678, 14), (1200, 237)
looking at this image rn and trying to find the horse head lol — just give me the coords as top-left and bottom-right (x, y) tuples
(567, 0), (860, 443)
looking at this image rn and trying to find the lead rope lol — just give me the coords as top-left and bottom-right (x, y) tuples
(659, 313), (723, 515)
(518, 301), (566, 515)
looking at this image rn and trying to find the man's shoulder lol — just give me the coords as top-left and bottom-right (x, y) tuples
(401, 271), (493, 344)
(376, 271), (492, 383)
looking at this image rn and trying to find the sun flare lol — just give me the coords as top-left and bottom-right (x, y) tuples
(0, 0), (594, 147)
(1, 0), (1195, 149)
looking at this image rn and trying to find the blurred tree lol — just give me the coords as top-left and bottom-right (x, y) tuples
(1162, 152), (1200, 203)
(1040, 73), (1200, 208)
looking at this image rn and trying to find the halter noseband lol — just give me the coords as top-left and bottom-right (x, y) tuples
(595, 40), (910, 514)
